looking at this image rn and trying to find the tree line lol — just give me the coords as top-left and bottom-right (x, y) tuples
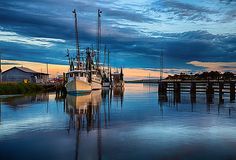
(166, 71), (235, 80)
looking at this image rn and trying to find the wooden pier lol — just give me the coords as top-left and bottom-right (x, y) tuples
(158, 80), (236, 101)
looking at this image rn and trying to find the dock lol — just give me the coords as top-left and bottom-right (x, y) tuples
(158, 80), (236, 102)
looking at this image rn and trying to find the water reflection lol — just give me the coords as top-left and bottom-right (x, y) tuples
(158, 90), (236, 117)
(1, 93), (49, 108)
(0, 84), (236, 160)
(66, 90), (102, 132)
(0, 99), (2, 125)
(65, 88), (124, 160)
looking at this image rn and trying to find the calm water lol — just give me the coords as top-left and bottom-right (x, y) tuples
(0, 83), (236, 160)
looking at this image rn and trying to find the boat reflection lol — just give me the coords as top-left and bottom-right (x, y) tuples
(113, 87), (124, 108)
(65, 88), (124, 160)
(66, 90), (102, 132)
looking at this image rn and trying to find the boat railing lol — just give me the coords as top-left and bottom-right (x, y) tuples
(76, 76), (88, 82)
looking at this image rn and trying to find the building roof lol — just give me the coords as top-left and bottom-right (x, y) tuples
(2, 66), (49, 75)
(17, 67), (38, 73)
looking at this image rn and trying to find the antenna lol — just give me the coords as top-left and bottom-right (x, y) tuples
(97, 9), (102, 68)
(46, 63), (48, 75)
(160, 50), (163, 81)
(72, 9), (80, 69)
(66, 49), (70, 64)
(108, 49), (110, 70)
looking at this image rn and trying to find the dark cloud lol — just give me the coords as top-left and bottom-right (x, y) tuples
(151, 0), (218, 22)
(103, 9), (156, 23)
(220, 9), (236, 23)
(0, 0), (235, 72)
(219, 0), (236, 4)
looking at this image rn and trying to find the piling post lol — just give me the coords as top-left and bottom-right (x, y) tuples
(158, 82), (167, 102)
(174, 91), (181, 103)
(158, 82), (167, 95)
(190, 82), (196, 107)
(190, 91), (196, 112)
(206, 82), (214, 106)
(206, 82), (214, 95)
(158, 82), (162, 94)
(206, 93), (213, 105)
(230, 82), (235, 101)
(173, 82), (181, 103)
(190, 82), (196, 94)
(174, 82), (181, 95)
(219, 82), (224, 103)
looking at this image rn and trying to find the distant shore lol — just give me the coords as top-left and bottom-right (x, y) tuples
(126, 71), (236, 83)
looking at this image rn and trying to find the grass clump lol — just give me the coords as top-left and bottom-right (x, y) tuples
(0, 82), (45, 95)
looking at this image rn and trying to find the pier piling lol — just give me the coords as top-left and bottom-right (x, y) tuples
(158, 82), (167, 95)
(190, 82), (196, 95)
(206, 82), (214, 95)
(219, 82), (224, 103)
(156, 80), (235, 103)
(174, 82), (181, 103)
(174, 82), (181, 95)
(230, 82), (235, 101)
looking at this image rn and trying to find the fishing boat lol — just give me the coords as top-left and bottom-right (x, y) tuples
(101, 45), (112, 88)
(91, 70), (102, 90)
(65, 9), (103, 94)
(65, 70), (102, 94)
(65, 70), (92, 95)
(112, 68), (125, 88)
(102, 74), (110, 87)
(101, 67), (111, 88)
(65, 56), (103, 94)
(65, 10), (92, 94)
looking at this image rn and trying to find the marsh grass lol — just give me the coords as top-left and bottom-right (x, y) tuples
(0, 82), (45, 95)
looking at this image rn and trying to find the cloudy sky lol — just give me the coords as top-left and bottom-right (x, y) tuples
(0, 0), (236, 79)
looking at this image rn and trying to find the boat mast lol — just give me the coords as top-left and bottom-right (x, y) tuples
(72, 9), (80, 69)
(103, 45), (106, 72)
(66, 49), (70, 65)
(97, 9), (102, 68)
(108, 49), (110, 71)
(46, 63), (48, 75)
(91, 44), (95, 68)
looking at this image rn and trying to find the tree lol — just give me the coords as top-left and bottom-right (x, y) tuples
(223, 72), (234, 80)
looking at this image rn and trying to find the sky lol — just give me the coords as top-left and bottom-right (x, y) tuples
(0, 0), (236, 79)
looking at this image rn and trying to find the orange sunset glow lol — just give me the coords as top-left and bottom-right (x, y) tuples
(1, 59), (169, 80)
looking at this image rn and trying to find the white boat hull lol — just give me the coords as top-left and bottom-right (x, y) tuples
(65, 78), (92, 94)
(91, 75), (102, 90)
(92, 81), (102, 90)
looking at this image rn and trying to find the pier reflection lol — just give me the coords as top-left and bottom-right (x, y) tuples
(1, 84), (236, 160)
(158, 91), (236, 117)
(65, 88), (125, 160)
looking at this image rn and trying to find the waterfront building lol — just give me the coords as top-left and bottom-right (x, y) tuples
(2, 66), (49, 83)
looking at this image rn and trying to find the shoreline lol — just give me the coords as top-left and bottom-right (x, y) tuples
(0, 82), (64, 95)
